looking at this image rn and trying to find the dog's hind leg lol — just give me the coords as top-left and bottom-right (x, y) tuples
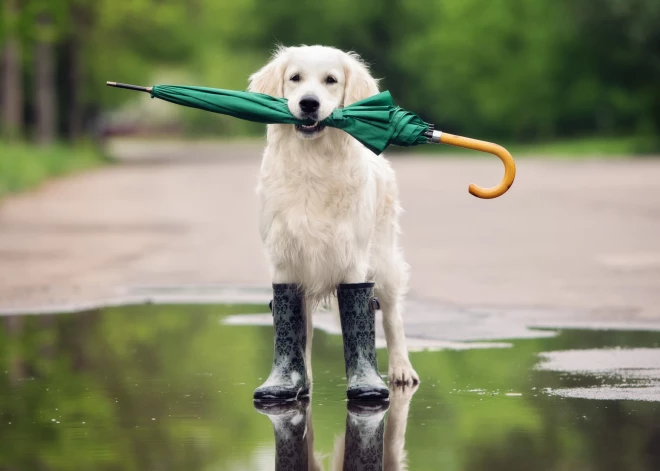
(371, 219), (419, 385)
(374, 268), (419, 386)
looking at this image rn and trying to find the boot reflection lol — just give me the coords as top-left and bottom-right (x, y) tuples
(342, 400), (389, 471)
(255, 399), (310, 471)
(337, 384), (419, 471)
(255, 385), (418, 470)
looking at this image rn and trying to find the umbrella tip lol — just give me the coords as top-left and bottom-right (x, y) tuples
(105, 82), (152, 93)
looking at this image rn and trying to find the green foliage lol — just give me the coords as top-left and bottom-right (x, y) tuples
(239, 0), (659, 144)
(0, 140), (104, 198)
(1, 0), (658, 146)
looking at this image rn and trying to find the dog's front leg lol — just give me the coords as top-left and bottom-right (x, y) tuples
(271, 266), (316, 387)
(253, 269), (311, 401)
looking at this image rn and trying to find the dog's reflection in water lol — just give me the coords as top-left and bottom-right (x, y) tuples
(255, 385), (417, 470)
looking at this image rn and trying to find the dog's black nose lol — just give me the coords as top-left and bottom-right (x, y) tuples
(299, 96), (320, 113)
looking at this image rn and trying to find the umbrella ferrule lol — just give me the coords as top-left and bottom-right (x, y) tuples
(425, 129), (443, 143)
(106, 81), (152, 93)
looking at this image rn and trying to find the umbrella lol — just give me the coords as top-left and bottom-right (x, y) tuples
(107, 82), (515, 199)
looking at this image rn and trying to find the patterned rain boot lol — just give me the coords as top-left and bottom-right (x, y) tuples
(254, 399), (309, 470)
(342, 401), (389, 471)
(254, 284), (309, 402)
(338, 282), (390, 401)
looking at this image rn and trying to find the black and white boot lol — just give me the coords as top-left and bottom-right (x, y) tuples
(338, 282), (390, 401)
(254, 284), (309, 402)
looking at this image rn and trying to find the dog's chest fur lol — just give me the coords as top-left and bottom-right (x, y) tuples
(257, 139), (377, 294)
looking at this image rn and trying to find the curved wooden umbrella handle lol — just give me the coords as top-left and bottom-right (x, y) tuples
(431, 131), (516, 199)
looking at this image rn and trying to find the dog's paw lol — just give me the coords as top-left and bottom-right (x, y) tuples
(388, 358), (420, 386)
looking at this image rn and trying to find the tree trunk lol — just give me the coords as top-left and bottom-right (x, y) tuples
(67, 1), (92, 142)
(1, 0), (23, 139)
(34, 13), (56, 145)
(66, 35), (83, 141)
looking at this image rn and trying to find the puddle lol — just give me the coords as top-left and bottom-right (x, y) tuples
(537, 348), (660, 402)
(1, 304), (660, 470)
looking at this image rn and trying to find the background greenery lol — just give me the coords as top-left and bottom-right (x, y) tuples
(0, 140), (102, 198)
(1, 0), (659, 195)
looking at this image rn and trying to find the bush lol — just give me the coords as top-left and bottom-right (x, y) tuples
(0, 141), (105, 199)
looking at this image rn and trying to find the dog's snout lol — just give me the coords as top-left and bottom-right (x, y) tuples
(299, 95), (320, 114)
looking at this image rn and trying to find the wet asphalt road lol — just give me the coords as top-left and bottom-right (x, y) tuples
(1, 140), (659, 323)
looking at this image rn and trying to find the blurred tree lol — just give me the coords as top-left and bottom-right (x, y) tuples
(237, 0), (658, 146)
(63, 0), (94, 141)
(1, 0), (657, 147)
(394, 0), (571, 140)
(1, 0), (23, 139)
(563, 0), (660, 138)
(29, 0), (60, 145)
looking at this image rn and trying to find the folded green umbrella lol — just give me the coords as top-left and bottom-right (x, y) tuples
(106, 81), (515, 199)
(108, 83), (429, 155)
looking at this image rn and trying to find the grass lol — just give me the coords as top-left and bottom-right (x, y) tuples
(398, 135), (659, 158)
(0, 140), (106, 199)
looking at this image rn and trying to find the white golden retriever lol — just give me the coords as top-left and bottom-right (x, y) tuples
(249, 45), (418, 385)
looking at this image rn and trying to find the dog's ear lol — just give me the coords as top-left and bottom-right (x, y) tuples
(248, 47), (288, 97)
(343, 52), (380, 106)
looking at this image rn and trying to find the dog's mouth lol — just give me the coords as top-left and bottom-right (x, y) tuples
(295, 122), (326, 136)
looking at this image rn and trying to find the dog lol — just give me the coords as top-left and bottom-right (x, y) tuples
(248, 45), (418, 386)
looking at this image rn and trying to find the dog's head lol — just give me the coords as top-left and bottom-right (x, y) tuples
(248, 45), (379, 140)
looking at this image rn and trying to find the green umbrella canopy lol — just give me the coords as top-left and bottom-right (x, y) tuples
(108, 83), (431, 155)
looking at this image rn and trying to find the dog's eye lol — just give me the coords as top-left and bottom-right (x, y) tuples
(290, 74), (300, 82)
(325, 76), (337, 84)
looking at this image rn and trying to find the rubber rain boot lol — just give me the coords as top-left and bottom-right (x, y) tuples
(254, 284), (309, 402)
(337, 282), (390, 401)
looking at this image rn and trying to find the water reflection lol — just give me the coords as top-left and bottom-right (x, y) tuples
(255, 388), (414, 470)
(1, 305), (660, 470)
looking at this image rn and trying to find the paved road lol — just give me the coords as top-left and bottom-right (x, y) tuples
(1, 141), (659, 323)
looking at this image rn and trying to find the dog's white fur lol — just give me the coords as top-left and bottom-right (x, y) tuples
(249, 45), (418, 385)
